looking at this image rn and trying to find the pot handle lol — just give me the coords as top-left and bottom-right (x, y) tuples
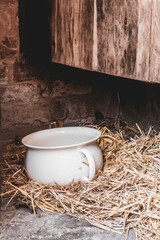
(80, 148), (96, 181)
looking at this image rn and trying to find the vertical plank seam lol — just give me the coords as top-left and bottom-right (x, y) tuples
(148, 0), (153, 82)
(113, 0), (116, 74)
(92, 0), (98, 70)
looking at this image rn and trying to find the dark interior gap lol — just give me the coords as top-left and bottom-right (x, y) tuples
(18, 0), (52, 63)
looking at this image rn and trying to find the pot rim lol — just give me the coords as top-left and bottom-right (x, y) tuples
(22, 126), (101, 149)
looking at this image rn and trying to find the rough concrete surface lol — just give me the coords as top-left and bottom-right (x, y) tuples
(0, 206), (136, 240)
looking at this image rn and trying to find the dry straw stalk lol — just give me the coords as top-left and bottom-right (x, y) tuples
(1, 122), (160, 240)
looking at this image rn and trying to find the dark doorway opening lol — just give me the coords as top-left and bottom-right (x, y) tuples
(18, 0), (52, 63)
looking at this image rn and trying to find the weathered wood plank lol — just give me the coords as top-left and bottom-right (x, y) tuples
(95, 0), (152, 81)
(150, 0), (160, 83)
(136, 0), (152, 81)
(114, 0), (138, 77)
(52, 0), (94, 69)
(51, 0), (160, 84)
(95, 0), (115, 74)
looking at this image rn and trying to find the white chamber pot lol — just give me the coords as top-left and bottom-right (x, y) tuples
(22, 126), (103, 186)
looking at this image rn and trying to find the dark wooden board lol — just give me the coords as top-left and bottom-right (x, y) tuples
(52, 0), (160, 84)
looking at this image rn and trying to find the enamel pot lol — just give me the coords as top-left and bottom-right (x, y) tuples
(22, 127), (103, 186)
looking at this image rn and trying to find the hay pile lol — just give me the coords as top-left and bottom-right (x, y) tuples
(1, 123), (160, 240)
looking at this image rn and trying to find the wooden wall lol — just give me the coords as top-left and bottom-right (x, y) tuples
(52, 0), (160, 84)
(52, 0), (94, 69)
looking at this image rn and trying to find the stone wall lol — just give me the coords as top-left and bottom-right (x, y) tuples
(0, 0), (160, 143)
(0, 0), (19, 141)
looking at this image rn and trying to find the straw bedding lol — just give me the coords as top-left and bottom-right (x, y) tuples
(1, 122), (160, 240)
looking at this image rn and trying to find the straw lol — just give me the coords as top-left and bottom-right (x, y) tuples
(1, 121), (160, 240)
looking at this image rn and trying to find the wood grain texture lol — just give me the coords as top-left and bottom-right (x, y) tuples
(96, 0), (139, 78)
(51, 0), (160, 83)
(135, 0), (152, 81)
(52, 0), (94, 69)
(150, 0), (160, 83)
